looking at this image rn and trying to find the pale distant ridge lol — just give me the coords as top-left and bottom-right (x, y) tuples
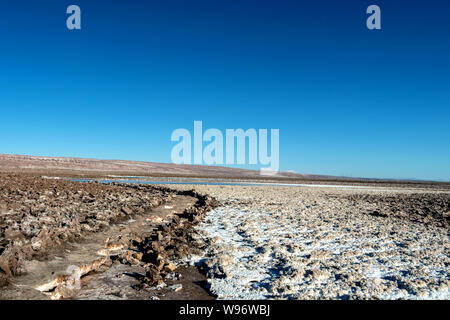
(0, 154), (445, 184)
(0, 153), (312, 179)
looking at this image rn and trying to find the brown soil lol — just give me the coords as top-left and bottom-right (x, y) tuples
(0, 174), (175, 287)
(0, 174), (218, 299)
(334, 192), (450, 229)
(159, 265), (215, 300)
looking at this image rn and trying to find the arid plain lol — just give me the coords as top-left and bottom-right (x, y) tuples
(0, 155), (448, 300)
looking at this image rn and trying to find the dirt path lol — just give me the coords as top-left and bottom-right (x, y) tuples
(0, 183), (218, 300)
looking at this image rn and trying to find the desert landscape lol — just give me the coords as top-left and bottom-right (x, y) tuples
(0, 155), (449, 300)
(180, 184), (449, 299)
(2, 0), (449, 309)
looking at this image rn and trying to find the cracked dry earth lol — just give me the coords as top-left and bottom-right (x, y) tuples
(0, 175), (218, 300)
(164, 184), (450, 300)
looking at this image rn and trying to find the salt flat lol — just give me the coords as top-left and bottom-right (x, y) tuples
(164, 184), (450, 299)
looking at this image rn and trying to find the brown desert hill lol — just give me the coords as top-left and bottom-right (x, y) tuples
(0, 153), (306, 179)
(0, 154), (448, 188)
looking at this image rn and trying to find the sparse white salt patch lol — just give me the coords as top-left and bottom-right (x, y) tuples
(157, 183), (450, 300)
(187, 202), (449, 300)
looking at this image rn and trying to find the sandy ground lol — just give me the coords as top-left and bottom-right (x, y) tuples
(162, 184), (450, 300)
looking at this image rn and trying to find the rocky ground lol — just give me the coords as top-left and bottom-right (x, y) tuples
(0, 174), (218, 299)
(163, 184), (450, 300)
(1, 174), (449, 300)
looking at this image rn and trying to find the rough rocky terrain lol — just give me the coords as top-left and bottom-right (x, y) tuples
(1, 173), (449, 300)
(0, 174), (218, 299)
(163, 184), (450, 300)
(335, 193), (449, 229)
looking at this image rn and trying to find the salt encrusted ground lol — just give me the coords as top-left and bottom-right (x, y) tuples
(163, 184), (450, 300)
(1, 175), (448, 300)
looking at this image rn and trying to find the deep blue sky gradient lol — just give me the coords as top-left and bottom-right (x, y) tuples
(0, 0), (449, 180)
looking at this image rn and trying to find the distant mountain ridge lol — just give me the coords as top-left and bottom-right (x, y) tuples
(0, 154), (445, 184)
(0, 153), (314, 179)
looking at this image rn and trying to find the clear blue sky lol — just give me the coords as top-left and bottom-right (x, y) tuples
(0, 0), (449, 181)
